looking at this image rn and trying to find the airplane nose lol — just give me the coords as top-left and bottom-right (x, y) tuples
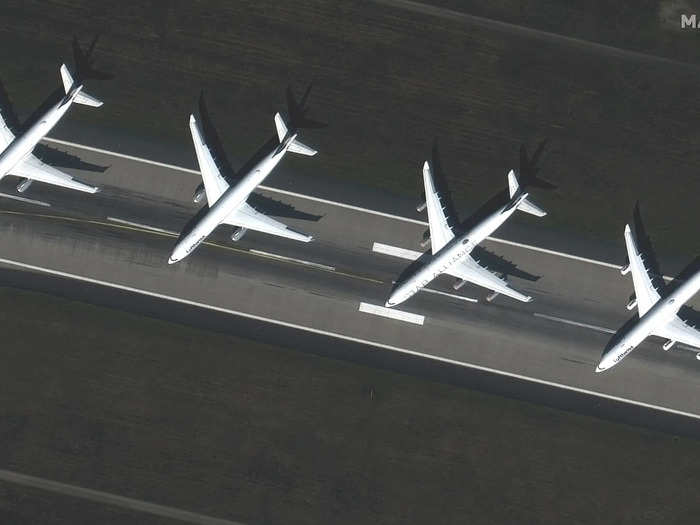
(595, 364), (605, 373)
(167, 255), (178, 265)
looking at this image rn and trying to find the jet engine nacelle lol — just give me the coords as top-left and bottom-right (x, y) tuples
(662, 339), (676, 351)
(192, 183), (205, 204)
(231, 227), (247, 242)
(17, 178), (32, 193)
(453, 278), (467, 290)
(626, 297), (637, 311)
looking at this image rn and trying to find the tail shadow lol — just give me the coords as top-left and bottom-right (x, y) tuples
(72, 35), (115, 81)
(519, 139), (556, 190)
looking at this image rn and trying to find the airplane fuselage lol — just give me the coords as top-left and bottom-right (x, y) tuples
(597, 268), (700, 371)
(386, 193), (529, 306)
(168, 134), (296, 263)
(0, 87), (82, 179)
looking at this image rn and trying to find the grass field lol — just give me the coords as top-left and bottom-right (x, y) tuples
(1, 285), (700, 524)
(1, 1), (700, 256)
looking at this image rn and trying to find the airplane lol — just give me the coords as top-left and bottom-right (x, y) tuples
(168, 107), (317, 264)
(384, 162), (546, 307)
(0, 64), (102, 194)
(596, 224), (700, 372)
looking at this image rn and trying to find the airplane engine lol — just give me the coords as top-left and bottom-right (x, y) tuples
(231, 227), (247, 242)
(16, 178), (32, 193)
(626, 297), (637, 310)
(192, 183), (205, 204)
(453, 279), (467, 290)
(662, 339), (676, 351)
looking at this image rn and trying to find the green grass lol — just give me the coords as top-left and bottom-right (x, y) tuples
(1, 285), (700, 524)
(1, 1), (699, 257)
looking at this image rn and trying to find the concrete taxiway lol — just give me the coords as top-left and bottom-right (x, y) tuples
(0, 137), (698, 425)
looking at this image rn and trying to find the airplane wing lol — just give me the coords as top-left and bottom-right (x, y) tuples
(222, 202), (312, 243)
(10, 154), (98, 193)
(445, 255), (533, 302)
(189, 114), (229, 206)
(653, 315), (700, 349)
(422, 161), (455, 254)
(623, 224), (662, 316)
(0, 110), (16, 149)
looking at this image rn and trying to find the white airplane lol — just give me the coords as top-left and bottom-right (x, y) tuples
(0, 64), (101, 194)
(596, 224), (700, 372)
(168, 111), (316, 264)
(385, 162), (546, 307)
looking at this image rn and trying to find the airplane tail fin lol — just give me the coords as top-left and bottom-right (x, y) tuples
(59, 63), (103, 107)
(274, 112), (317, 156)
(507, 170), (546, 217)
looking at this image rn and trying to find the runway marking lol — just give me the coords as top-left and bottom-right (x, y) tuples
(0, 256), (699, 421)
(0, 469), (247, 525)
(534, 312), (616, 334)
(421, 287), (478, 303)
(249, 249), (336, 271)
(372, 241), (422, 260)
(359, 302), (425, 325)
(0, 210), (380, 284)
(43, 137), (652, 275)
(107, 216), (177, 235)
(0, 192), (51, 207)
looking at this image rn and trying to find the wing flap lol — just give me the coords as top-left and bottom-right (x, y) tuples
(423, 161), (455, 254)
(446, 255), (532, 302)
(11, 154), (98, 193)
(624, 224), (662, 316)
(653, 315), (700, 349)
(189, 114), (229, 206)
(222, 202), (312, 242)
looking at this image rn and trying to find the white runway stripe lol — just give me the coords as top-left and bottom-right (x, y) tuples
(359, 302), (425, 325)
(249, 249), (335, 271)
(0, 192), (51, 207)
(0, 255), (698, 420)
(372, 241), (422, 260)
(534, 312), (616, 334)
(421, 287), (478, 303)
(106, 216), (177, 235)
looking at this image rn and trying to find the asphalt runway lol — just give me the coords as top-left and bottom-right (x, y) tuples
(0, 137), (699, 429)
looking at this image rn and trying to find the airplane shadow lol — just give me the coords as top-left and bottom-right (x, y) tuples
(190, 90), (322, 223)
(404, 139), (547, 287)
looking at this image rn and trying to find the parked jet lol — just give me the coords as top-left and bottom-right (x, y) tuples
(0, 64), (101, 194)
(168, 110), (316, 264)
(596, 224), (700, 372)
(385, 162), (546, 307)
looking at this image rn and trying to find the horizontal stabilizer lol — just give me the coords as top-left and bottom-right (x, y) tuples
(60, 64), (74, 94)
(74, 91), (103, 107)
(517, 197), (546, 217)
(288, 139), (317, 156)
(274, 112), (288, 142)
